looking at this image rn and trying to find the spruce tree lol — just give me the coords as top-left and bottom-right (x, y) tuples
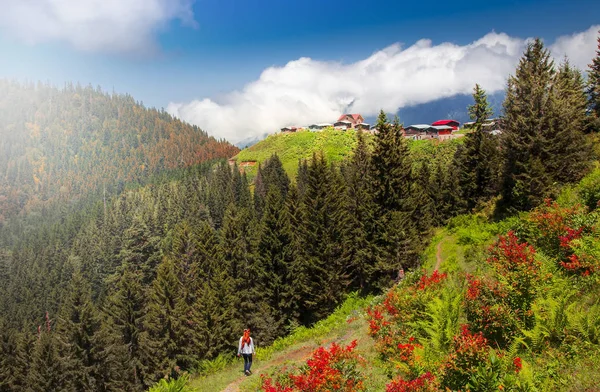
(26, 313), (65, 392)
(140, 257), (186, 386)
(587, 31), (600, 132)
(57, 269), (114, 392)
(257, 185), (294, 340)
(118, 217), (161, 285)
(547, 59), (592, 183)
(0, 325), (25, 391)
(501, 38), (556, 211)
(104, 264), (147, 390)
(220, 204), (262, 338)
(455, 84), (499, 211)
(192, 222), (236, 359)
(343, 129), (378, 292)
(370, 111), (418, 285)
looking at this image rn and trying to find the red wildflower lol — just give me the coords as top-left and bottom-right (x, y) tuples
(513, 357), (522, 373)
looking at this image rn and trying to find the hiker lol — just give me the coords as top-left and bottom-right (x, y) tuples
(237, 328), (255, 376)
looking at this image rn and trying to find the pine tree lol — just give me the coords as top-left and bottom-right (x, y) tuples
(192, 222), (236, 359)
(257, 185), (294, 340)
(262, 154), (290, 199)
(26, 313), (65, 392)
(104, 264), (147, 390)
(0, 324), (25, 391)
(294, 153), (331, 324)
(207, 162), (234, 228)
(587, 31), (600, 132)
(140, 257), (186, 386)
(57, 269), (115, 392)
(254, 163), (266, 219)
(455, 84), (499, 211)
(547, 59), (592, 183)
(501, 38), (556, 211)
(370, 111), (418, 286)
(220, 204), (262, 339)
(343, 130), (378, 292)
(118, 217), (161, 285)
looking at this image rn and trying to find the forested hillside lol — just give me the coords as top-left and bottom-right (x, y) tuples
(0, 35), (598, 392)
(0, 80), (239, 226)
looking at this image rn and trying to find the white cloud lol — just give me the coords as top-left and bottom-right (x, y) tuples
(0, 0), (196, 53)
(550, 25), (599, 70)
(169, 26), (600, 144)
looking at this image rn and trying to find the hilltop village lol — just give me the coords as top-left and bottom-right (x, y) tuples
(280, 113), (504, 141)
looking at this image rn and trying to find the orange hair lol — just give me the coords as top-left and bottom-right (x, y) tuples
(241, 329), (251, 347)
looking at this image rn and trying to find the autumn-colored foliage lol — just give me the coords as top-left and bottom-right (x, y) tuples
(0, 81), (239, 224)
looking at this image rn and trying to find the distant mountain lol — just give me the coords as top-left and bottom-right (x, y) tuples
(396, 91), (505, 126)
(0, 80), (239, 225)
(235, 132), (270, 149)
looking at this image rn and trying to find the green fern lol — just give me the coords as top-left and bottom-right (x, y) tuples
(413, 286), (462, 353)
(570, 302), (600, 344)
(148, 374), (189, 392)
(522, 287), (574, 351)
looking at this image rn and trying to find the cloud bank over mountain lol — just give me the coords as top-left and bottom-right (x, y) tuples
(0, 0), (196, 53)
(168, 25), (599, 143)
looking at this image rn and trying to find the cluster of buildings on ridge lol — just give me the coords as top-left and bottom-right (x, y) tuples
(280, 114), (504, 141)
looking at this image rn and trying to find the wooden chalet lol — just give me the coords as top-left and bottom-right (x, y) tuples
(337, 114), (364, 128)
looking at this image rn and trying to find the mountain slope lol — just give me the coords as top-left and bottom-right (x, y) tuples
(231, 128), (361, 178)
(0, 80), (239, 225)
(189, 168), (600, 391)
(231, 128), (462, 181)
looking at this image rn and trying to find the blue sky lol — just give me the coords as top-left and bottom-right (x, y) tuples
(0, 0), (598, 142)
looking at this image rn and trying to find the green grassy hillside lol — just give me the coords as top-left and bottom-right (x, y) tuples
(231, 128), (361, 179)
(231, 128), (463, 180)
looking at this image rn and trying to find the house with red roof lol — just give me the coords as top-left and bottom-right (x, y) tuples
(337, 114), (364, 128)
(431, 119), (460, 131)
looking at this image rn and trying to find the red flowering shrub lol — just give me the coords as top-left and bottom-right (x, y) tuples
(487, 232), (542, 317)
(528, 200), (596, 275)
(386, 372), (437, 392)
(366, 270), (448, 360)
(464, 274), (519, 347)
(416, 270), (447, 291)
(441, 325), (489, 391)
(261, 341), (364, 392)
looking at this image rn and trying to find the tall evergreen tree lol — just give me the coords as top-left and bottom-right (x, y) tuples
(0, 324), (26, 391)
(587, 31), (600, 132)
(192, 222), (236, 359)
(547, 59), (592, 183)
(370, 111), (418, 286)
(103, 264), (146, 391)
(220, 204), (262, 339)
(455, 84), (499, 211)
(343, 130), (378, 292)
(57, 269), (116, 392)
(140, 257), (186, 386)
(501, 38), (556, 211)
(26, 313), (65, 392)
(257, 185), (294, 339)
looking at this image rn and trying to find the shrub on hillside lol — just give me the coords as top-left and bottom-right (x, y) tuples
(260, 341), (365, 392)
(464, 274), (520, 347)
(440, 325), (490, 391)
(366, 270), (448, 360)
(527, 200), (598, 275)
